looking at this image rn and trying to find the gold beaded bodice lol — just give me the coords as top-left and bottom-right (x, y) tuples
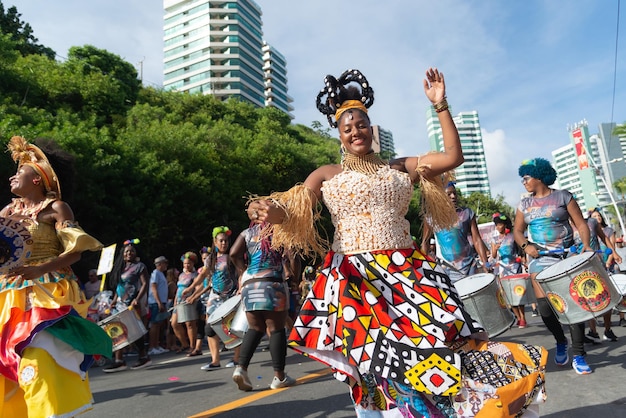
(321, 165), (414, 254)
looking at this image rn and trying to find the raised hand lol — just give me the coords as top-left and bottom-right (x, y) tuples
(423, 67), (446, 104)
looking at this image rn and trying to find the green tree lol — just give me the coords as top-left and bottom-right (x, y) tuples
(0, 2), (55, 59)
(67, 45), (141, 108)
(0, 12), (344, 270)
(457, 191), (514, 224)
(614, 177), (626, 200)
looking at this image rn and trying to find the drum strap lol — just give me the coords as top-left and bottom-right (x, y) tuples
(244, 277), (285, 285)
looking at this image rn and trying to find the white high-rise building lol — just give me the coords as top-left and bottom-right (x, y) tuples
(372, 125), (396, 158)
(262, 41), (294, 118)
(427, 108), (491, 197)
(552, 144), (588, 206)
(553, 120), (626, 236)
(163, 0), (274, 109)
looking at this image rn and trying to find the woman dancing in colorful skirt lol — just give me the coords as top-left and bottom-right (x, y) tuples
(248, 68), (547, 417)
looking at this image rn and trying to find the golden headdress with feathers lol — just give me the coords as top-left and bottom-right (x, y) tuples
(8, 136), (62, 200)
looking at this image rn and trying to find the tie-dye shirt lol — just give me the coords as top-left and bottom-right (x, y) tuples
(240, 224), (284, 285)
(493, 232), (522, 276)
(435, 207), (477, 272)
(518, 189), (574, 252)
(207, 254), (236, 295)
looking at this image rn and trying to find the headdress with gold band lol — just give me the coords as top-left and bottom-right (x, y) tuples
(8, 136), (62, 200)
(316, 69), (374, 128)
(334, 100), (368, 125)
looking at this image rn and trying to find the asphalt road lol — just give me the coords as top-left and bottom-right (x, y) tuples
(82, 311), (626, 418)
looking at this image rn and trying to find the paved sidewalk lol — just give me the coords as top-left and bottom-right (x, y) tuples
(495, 311), (626, 417)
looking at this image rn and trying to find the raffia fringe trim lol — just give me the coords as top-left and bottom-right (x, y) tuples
(416, 162), (457, 230)
(249, 184), (327, 258)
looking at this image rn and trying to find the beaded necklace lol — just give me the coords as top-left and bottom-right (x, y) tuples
(342, 152), (387, 175)
(9, 197), (52, 221)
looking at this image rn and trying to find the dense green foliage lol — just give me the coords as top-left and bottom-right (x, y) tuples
(458, 192), (514, 225)
(0, 3), (54, 58)
(0, 36), (341, 271)
(0, 3), (512, 277)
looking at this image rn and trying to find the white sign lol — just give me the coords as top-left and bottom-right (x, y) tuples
(96, 243), (117, 276)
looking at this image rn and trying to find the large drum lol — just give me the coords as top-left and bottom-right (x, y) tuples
(455, 273), (514, 337)
(98, 307), (147, 351)
(611, 273), (626, 313)
(176, 302), (198, 323)
(499, 273), (535, 306)
(207, 295), (246, 349)
(536, 252), (623, 324)
(229, 301), (249, 339)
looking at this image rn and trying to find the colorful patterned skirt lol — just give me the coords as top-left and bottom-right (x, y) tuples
(0, 273), (113, 417)
(288, 248), (546, 417)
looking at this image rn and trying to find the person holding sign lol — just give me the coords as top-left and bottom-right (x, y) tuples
(0, 136), (110, 417)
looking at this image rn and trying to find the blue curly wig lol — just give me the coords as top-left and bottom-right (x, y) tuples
(518, 158), (557, 186)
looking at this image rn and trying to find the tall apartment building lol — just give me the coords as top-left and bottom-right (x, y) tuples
(552, 144), (588, 207)
(427, 108), (491, 197)
(163, 0), (293, 116)
(553, 120), (626, 236)
(372, 125), (396, 158)
(596, 122), (626, 192)
(262, 41), (294, 118)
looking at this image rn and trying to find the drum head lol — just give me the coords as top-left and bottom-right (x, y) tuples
(0, 218), (33, 275)
(208, 294), (241, 324)
(455, 273), (495, 296)
(536, 252), (594, 281)
(612, 274), (626, 294)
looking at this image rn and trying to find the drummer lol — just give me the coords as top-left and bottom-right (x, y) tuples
(513, 157), (594, 375)
(574, 211), (622, 343)
(229, 221), (296, 391)
(615, 238), (626, 327)
(184, 227), (241, 370)
(491, 212), (528, 328)
(422, 182), (490, 282)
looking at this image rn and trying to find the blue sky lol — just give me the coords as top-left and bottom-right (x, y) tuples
(9, 0), (626, 206)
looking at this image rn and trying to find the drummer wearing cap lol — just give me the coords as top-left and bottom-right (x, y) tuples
(514, 157), (595, 375)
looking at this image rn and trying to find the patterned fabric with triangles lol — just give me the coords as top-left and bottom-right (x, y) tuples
(289, 248), (546, 417)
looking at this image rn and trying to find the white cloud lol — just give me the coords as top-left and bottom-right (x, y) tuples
(482, 128), (525, 207)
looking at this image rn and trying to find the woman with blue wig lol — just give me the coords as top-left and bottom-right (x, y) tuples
(513, 157), (595, 375)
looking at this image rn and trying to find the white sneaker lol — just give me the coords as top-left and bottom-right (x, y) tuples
(232, 366), (252, 391)
(148, 348), (161, 356)
(270, 374), (296, 389)
(156, 346), (169, 354)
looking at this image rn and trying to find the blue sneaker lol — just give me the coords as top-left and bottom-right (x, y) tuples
(572, 355), (592, 375)
(555, 341), (569, 366)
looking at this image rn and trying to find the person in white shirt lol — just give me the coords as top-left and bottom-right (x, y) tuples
(147, 256), (170, 355)
(83, 269), (100, 299)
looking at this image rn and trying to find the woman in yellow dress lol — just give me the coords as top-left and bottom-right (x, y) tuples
(0, 136), (112, 417)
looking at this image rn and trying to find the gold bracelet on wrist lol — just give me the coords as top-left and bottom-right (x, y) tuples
(520, 241), (529, 250)
(433, 97), (449, 113)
